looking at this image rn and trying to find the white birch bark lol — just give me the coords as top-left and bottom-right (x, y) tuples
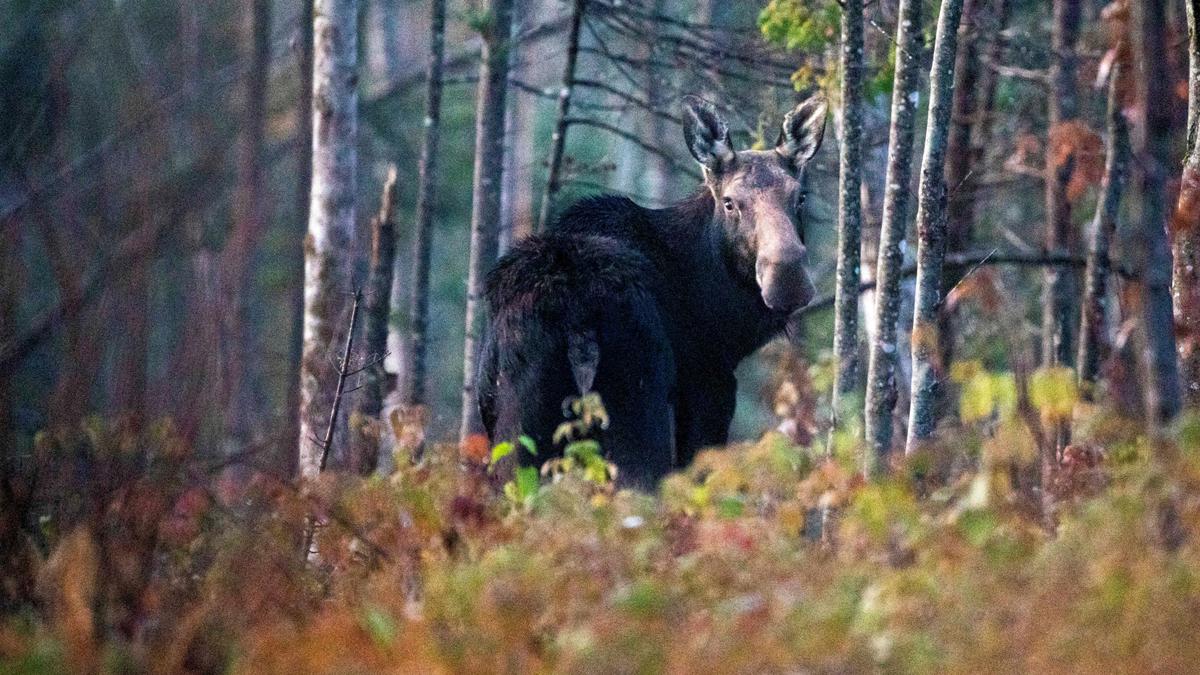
(460, 0), (515, 442)
(300, 0), (358, 477)
(862, 0), (923, 472)
(905, 0), (966, 455)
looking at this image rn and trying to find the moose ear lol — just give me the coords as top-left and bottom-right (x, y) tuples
(682, 96), (736, 174)
(777, 95), (828, 166)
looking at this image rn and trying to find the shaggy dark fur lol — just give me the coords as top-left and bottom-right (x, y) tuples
(478, 192), (792, 488)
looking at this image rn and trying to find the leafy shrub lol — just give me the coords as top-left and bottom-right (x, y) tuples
(2, 411), (1200, 673)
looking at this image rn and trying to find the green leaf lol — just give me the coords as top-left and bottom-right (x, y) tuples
(515, 466), (540, 501)
(717, 495), (745, 518)
(565, 440), (601, 463)
(360, 606), (397, 648)
(518, 435), (538, 456)
(958, 510), (996, 548)
(490, 441), (515, 465)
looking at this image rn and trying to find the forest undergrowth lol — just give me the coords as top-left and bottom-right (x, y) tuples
(4, 389), (1200, 674)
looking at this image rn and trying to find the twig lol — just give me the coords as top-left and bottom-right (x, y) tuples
(983, 56), (1051, 84)
(563, 117), (701, 180)
(795, 248), (1136, 318)
(303, 288), (364, 558)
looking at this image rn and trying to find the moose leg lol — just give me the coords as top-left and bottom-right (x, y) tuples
(673, 371), (737, 468)
(591, 291), (676, 489)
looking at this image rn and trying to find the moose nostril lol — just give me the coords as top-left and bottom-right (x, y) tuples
(757, 259), (813, 312)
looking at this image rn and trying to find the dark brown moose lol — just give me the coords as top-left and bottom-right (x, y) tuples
(479, 95), (828, 488)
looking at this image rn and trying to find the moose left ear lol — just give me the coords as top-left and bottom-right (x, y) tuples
(682, 95), (736, 175)
(777, 95), (828, 166)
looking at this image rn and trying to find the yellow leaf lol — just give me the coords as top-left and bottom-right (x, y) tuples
(951, 359), (984, 384)
(1029, 366), (1078, 420)
(959, 370), (996, 423)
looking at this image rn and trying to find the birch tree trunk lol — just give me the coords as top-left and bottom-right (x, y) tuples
(300, 0), (359, 477)
(535, 0), (586, 233)
(862, 0), (923, 472)
(1175, 0), (1200, 408)
(460, 0), (515, 442)
(1189, 0), (1200, 152)
(285, 0), (315, 478)
(350, 167), (397, 475)
(1130, 0), (1183, 425)
(403, 0), (446, 410)
(1076, 67), (1127, 396)
(1040, 0), (1081, 368)
(905, 0), (966, 455)
(831, 0), (865, 422)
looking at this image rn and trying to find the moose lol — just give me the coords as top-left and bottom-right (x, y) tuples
(478, 94), (828, 488)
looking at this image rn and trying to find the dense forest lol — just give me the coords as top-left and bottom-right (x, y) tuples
(3, 0), (1200, 671)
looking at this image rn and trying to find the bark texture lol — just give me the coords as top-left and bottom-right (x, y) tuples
(460, 0), (516, 442)
(350, 167), (398, 475)
(831, 0), (865, 419)
(285, 0), (315, 478)
(905, 0), (966, 454)
(223, 0), (272, 446)
(535, 0), (586, 233)
(862, 0), (923, 472)
(1040, 0), (1082, 368)
(300, 0), (359, 477)
(1176, 0), (1200, 408)
(943, 0), (983, 255)
(403, 0), (446, 409)
(940, 0), (1006, 372)
(1077, 68), (1128, 395)
(1130, 0), (1183, 424)
(1189, 0), (1200, 154)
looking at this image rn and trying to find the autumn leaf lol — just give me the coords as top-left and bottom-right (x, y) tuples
(461, 433), (491, 464)
(1029, 366), (1078, 421)
(1048, 120), (1105, 203)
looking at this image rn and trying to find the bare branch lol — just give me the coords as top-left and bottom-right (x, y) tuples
(564, 117), (701, 180)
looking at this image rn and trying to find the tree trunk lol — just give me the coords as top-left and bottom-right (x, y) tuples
(831, 0), (864, 423)
(943, 0), (982, 256)
(535, 0), (586, 233)
(112, 255), (149, 431)
(223, 0), (272, 448)
(0, 223), (18, 450)
(460, 0), (515, 443)
(284, 0), (315, 478)
(350, 167), (397, 475)
(499, 0), (532, 254)
(300, 0), (359, 477)
(1175, 0), (1200, 408)
(642, 0), (670, 204)
(905, 0), (966, 455)
(1077, 67), (1128, 396)
(403, 0), (446, 410)
(939, 0), (992, 373)
(1040, 0), (1082, 369)
(1130, 0), (1183, 425)
(862, 0), (923, 473)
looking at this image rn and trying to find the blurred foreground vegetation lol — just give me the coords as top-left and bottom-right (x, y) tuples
(3, 398), (1200, 673)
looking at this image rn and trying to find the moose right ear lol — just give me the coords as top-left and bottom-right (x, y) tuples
(682, 96), (736, 175)
(776, 95), (828, 167)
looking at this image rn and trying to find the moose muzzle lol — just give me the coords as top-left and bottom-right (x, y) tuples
(756, 254), (815, 314)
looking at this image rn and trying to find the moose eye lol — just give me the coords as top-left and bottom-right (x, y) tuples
(723, 197), (735, 212)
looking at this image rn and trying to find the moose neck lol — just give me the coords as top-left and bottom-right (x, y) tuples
(655, 189), (786, 368)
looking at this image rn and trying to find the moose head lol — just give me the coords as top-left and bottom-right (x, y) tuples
(682, 95), (827, 315)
